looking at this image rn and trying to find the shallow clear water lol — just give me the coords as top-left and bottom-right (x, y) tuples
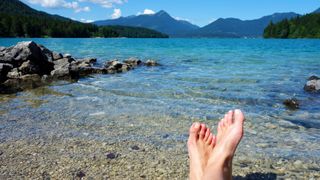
(0, 38), (320, 162)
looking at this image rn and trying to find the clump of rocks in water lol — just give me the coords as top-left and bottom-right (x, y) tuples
(0, 41), (159, 93)
(283, 98), (299, 110)
(304, 75), (320, 93)
(283, 75), (319, 110)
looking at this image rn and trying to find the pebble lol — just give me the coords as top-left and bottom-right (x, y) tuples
(106, 153), (118, 159)
(75, 170), (86, 178)
(293, 160), (303, 168)
(131, 145), (140, 151)
(265, 123), (277, 129)
(162, 134), (169, 139)
(256, 143), (269, 148)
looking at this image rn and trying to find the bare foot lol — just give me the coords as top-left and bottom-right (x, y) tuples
(188, 122), (216, 180)
(204, 109), (245, 180)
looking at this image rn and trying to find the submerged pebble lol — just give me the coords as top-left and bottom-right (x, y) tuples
(106, 153), (118, 159)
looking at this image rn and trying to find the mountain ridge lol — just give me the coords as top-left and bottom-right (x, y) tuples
(185, 12), (299, 38)
(0, 0), (69, 21)
(94, 10), (302, 38)
(0, 0), (168, 38)
(94, 10), (200, 36)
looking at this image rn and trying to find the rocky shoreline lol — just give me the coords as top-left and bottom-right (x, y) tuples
(0, 41), (159, 94)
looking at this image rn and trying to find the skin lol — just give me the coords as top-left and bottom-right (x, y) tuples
(188, 109), (245, 180)
(188, 123), (216, 180)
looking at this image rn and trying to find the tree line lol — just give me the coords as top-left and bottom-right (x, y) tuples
(0, 13), (168, 38)
(264, 13), (320, 38)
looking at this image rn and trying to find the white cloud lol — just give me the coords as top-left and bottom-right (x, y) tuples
(137, 9), (155, 15)
(80, 18), (94, 23)
(75, 6), (91, 13)
(78, 0), (127, 8)
(27, 0), (90, 12)
(111, 8), (121, 19)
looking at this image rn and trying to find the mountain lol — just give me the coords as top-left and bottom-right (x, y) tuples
(313, 8), (320, 13)
(0, 0), (168, 38)
(94, 10), (200, 37)
(0, 0), (68, 21)
(189, 12), (299, 38)
(264, 12), (320, 38)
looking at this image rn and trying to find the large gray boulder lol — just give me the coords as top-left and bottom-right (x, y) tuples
(0, 41), (54, 75)
(304, 75), (320, 93)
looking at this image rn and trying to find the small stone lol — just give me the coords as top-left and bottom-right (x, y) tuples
(140, 175), (146, 178)
(42, 171), (50, 180)
(293, 160), (303, 167)
(106, 152), (117, 159)
(145, 59), (159, 66)
(256, 143), (269, 148)
(76, 170), (86, 178)
(162, 134), (169, 139)
(265, 123), (277, 129)
(131, 145), (140, 151)
(283, 98), (299, 110)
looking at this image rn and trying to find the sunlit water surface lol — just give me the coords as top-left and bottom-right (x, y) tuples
(0, 38), (320, 164)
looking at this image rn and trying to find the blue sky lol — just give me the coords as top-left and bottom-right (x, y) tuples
(22, 0), (320, 26)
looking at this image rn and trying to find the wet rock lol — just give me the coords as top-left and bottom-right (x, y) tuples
(2, 74), (42, 92)
(0, 63), (13, 82)
(145, 59), (159, 66)
(304, 75), (320, 93)
(283, 98), (299, 110)
(106, 152), (118, 159)
(105, 60), (122, 68)
(104, 60), (130, 73)
(124, 57), (142, 67)
(77, 57), (97, 64)
(0, 41), (151, 93)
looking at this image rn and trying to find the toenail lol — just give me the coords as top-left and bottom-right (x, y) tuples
(194, 123), (200, 128)
(235, 109), (242, 114)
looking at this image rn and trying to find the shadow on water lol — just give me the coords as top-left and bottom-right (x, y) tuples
(234, 172), (277, 180)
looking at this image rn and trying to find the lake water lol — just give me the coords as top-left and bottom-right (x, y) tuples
(0, 38), (320, 179)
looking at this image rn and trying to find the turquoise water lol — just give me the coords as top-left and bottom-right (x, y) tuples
(0, 38), (320, 161)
